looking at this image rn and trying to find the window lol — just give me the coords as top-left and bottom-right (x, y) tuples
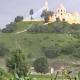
(63, 18), (65, 21)
(61, 9), (63, 12)
(61, 13), (63, 15)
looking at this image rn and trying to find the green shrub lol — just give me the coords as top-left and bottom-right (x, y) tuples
(6, 49), (28, 77)
(0, 44), (10, 57)
(33, 57), (49, 73)
(2, 22), (17, 33)
(42, 46), (60, 59)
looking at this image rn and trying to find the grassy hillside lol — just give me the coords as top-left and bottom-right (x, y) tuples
(15, 21), (44, 32)
(0, 21), (80, 69)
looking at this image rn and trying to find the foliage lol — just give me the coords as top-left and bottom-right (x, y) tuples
(1, 20), (80, 79)
(0, 68), (11, 80)
(33, 57), (49, 73)
(42, 45), (60, 59)
(27, 24), (48, 33)
(30, 9), (34, 15)
(1, 21), (80, 71)
(6, 49), (28, 77)
(73, 47), (80, 58)
(29, 9), (34, 20)
(27, 21), (80, 34)
(27, 53), (33, 59)
(0, 44), (10, 57)
(0, 68), (5, 76)
(61, 44), (75, 55)
(2, 22), (17, 33)
(78, 71), (80, 80)
(41, 10), (54, 22)
(14, 16), (23, 23)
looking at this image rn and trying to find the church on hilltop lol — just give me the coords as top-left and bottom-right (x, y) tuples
(23, 0), (80, 24)
(49, 4), (80, 24)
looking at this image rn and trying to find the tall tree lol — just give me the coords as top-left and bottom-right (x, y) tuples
(6, 49), (28, 77)
(29, 9), (34, 20)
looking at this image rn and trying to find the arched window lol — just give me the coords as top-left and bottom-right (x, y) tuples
(61, 9), (63, 12)
(61, 13), (63, 15)
(62, 18), (65, 21)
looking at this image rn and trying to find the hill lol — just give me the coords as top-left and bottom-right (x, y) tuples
(0, 21), (80, 69)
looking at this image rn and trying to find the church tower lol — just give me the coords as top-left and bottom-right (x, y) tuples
(55, 4), (67, 21)
(44, 0), (49, 11)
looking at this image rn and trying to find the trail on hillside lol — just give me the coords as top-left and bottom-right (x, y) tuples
(15, 21), (54, 34)
(16, 29), (27, 34)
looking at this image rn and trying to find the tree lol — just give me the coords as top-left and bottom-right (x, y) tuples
(2, 22), (17, 33)
(41, 10), (54, 23)
(6, 49), (28, 77)
(29, 9), (34, 20)
(33, 57), (49, 73)
(0, 44), (10, 57)
(14, 16), (23, 23)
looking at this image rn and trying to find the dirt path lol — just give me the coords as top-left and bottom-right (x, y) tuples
(15, 21), (54, 34)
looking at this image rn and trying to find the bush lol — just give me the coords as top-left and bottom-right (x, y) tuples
(0, 44), (10, 57)
(52, 25), (64, 33)
(33, 57), (49, 73)
(14, 16), (23, 22)
(0, 68), (8, 80)
(2, 22), (17, 33)
(61, 46), (74, 55)
(27, 53), (33, 59)
(27, 21), (80, 34)
(73, 47), (80, 58)
(42, 46), (60, 59)
(27, 25), (48, 33)
(78, 71), (80, 80)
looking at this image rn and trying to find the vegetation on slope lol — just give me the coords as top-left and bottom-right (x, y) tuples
(0, 20), (80, 79)
(0, 21), (80, 71)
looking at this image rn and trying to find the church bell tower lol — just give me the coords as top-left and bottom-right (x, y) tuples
(44, 0), (49, 11)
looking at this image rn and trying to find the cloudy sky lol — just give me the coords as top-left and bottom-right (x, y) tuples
(0, 0), (80, 28)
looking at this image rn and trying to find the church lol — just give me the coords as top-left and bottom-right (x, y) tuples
(49, 4), (80, 24)
(23, 0), (80, 24)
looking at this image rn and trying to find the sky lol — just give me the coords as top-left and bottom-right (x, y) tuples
(0, 0), (80, 29)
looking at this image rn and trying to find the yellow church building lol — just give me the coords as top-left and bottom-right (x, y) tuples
(50, 4), (80, 24)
